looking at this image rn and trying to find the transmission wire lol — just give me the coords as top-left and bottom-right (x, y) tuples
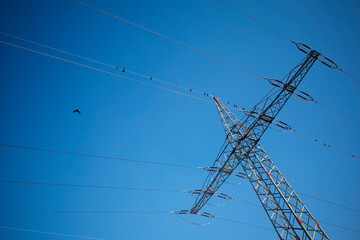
(1, 32), (358, 127)
(0, 210), (274, 231)
(218, 0), (295, 44)
(0, 179), (183, 193)
(6, 179), (350, 212)
(0, 226), (105, 240)
(0, 143), (198, 169)
(71, 0), (266, 79)
(218, 0), (360, 83)
(0, 211), (169, 214)
(1, 4), (358, 234)
(0, 148), (359, 214)
(0, 210), (358, 233)
(314, 100), (360, 126)
(293, 129), (360, 160)
(0, 39), (359, 199)
(0, 40), (213, 105)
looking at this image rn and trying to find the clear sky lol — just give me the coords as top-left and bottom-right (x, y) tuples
(0, 0), (359, 239)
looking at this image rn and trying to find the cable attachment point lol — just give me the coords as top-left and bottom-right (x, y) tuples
(295, 42), (312, 55)
(199, 166), (245, 178)
(244, 109), (293, 131)
(295, 43), (339, 69)
(185, 189), (235, 200)
(171, 210), (218, 226)
(266, 78), (315, 102)
(171, 210), (218, 219)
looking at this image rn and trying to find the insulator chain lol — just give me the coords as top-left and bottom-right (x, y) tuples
(171, 210), (218, 219)
(243, 108), (294, 132)
(199, 166), (245, 178)
(184, 189), (235, 200)
(295, 42), (340, 70)
(265, 78), (315, 102)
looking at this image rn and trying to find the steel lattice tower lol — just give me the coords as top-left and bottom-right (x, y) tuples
(190, 50), (330, 239)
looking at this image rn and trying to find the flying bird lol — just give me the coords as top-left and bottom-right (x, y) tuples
(73, 109), (81, 114)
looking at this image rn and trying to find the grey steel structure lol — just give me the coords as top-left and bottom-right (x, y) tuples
(190, 49), (331, 239)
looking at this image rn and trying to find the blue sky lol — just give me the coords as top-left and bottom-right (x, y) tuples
(0, 0), (359, 239)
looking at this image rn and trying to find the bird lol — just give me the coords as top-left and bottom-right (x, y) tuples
(73, 109), (81, 114)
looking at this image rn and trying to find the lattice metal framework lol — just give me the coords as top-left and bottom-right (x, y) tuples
(190, 50), (330, 239)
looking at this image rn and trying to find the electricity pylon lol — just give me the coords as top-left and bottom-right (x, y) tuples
(190, 50), (330, 239)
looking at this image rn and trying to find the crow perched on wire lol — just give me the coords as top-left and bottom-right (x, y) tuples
(73, 109), (81, 114)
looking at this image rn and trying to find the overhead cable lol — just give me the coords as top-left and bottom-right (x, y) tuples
(293, 129), (360, 160)
(0, 31), (115, 68)
(73, 0), (359, 83)
(0, 152), (359, 213)
(0, 40), (213, 105)
(0, 31), (250, 113)
(0, 211), (169, 214)
(0, 143), (198, 169)
(219, 0), (295, 44)
(0, 210), (275, 231)
(297, 192), (360, 213)
(0, 226), (105, 240)
(0, 179), (183, 193)
(0, 40), (358, 159)
(1, 210), (358, 233)
(4, 179), (347, 211)
(219, 0), (360, 83)
(71, 0), (266, 79)
(1, 32), (358, 127)
(314, 101), (360, 126)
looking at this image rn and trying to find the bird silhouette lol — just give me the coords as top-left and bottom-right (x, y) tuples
(73, 109), (81, 114)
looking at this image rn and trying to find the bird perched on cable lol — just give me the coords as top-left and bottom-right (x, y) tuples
(73, 109), (81, 114)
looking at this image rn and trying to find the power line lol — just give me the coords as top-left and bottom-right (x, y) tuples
(7, 3), (357, 133)
(1, 210), (358, 233)
(2, 37), (360, 155)
(0, 143), (357, 211)
(218, 0), (295, 44)
(0, 39), (213, 105)
(1, 31), (358, 128)
(71, 0), (266, 79)
(0, 226), (105, 240)
(0, 211), (169, 214)
(0, 162), (359, 214)
(298, 192), (360, 213)
(0, 39), (358, 160)
(1, 181), (358, 233)
(0, 32), (221, 107)
(0, 210), (273, 231)
(317, 221), (360, 233)
(0, 179), (252, 208)
(72, 0), (360, 83)
(0, 143), (198, 169)
(0, 179), (183, 193)
(293, 129), (360, 160)
(0, 31), (115, 68)
(5, 178), (356, 214)
(219, 217), (272, 231)
(340, 69), (360, 83)
(0, 211), (286, 232)
(314, 100), (360, 126)
(218, 0), (360, 84)
(1, 5), (357, 237)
